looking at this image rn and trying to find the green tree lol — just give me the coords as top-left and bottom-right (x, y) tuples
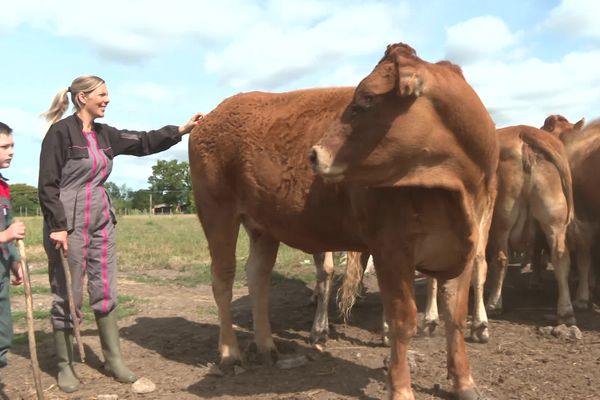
(129, 189), (151, 213)
(105, 181), (123, 200)
(10, 183), (39, 216)
(147, 160), (191, 211)
(104, 181), (132, 212)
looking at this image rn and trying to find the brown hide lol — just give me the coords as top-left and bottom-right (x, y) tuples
(189, 43), (498, 400)
(189, 87), (366, 253)
(566, 120), (600, 222)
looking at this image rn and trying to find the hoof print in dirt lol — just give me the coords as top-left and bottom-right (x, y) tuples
(275, 354), (308, 370)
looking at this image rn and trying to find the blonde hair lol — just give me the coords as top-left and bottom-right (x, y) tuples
(42, 75), (105, 125)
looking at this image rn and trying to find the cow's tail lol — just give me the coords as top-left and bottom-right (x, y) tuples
(520, 129), (574, 225)
(337, 251), (364, 323)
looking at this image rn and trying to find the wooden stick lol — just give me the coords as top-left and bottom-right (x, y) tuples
(59, 252), (85, 363)
(17, 240), (45, 400)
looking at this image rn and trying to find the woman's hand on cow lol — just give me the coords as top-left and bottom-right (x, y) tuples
(50, 230), (69, 257)
(178, 112), (205, 135)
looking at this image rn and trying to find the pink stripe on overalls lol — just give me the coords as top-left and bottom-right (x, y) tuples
(82, 132), (97, 287)
(91, 132), (111, 313)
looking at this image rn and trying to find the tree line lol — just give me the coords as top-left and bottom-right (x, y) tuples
(10, 160), (194, 216)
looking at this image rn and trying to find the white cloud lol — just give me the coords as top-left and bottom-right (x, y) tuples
(544, 0), (600, 41)
(0, 107), (47, 139)
(205, 2), (411, 89)
(464, 50), (600, 127)
(445, 16), (520, 64)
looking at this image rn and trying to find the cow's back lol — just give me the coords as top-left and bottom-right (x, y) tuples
(189, 88), (365, 252)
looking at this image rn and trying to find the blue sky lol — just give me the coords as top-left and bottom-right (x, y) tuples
(1, 0), (599, 190)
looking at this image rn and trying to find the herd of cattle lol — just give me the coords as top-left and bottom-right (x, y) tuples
(186, 43), (600, 400)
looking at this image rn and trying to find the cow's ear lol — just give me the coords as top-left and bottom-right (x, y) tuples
(365, 61), (397, 96)
(541, 115), (556, 132)
(575, 118), (585, 131)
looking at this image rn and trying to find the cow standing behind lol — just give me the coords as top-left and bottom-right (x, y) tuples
(189, 43), (497, 400)
(484, 126), (575, 325)
(543, 116), (600, 305)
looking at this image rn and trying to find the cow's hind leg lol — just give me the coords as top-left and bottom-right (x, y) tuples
(310, 252), (334, 346)
(244, 228), (280, 365)
(542, 224), (575, 325)
(198, 200), (241, 369)
(485, 234), (509, 316)
(422, 277), (439, 336)
(440, 269), (480, 400)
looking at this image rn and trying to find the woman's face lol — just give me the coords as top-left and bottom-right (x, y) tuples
(81, 83), (110, 119)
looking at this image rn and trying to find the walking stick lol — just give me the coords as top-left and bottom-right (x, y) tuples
(16, 239), (45, 400)
(59, 252), (85, 363)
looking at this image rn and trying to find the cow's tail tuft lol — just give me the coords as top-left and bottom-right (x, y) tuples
(337, 251), (364, 323)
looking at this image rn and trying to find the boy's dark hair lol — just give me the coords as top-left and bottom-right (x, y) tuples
(0, 122), (12, 135)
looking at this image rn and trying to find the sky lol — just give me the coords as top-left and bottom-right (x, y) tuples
(1, 0), (600, 190)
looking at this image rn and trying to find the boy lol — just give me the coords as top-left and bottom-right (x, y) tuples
(0, 121), (26, 368)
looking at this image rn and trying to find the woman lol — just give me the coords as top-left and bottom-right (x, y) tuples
(38, 75), (203, 392)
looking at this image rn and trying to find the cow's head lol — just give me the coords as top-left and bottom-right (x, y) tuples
(309, 43), (454, 185)
(541, 114), (585, 143)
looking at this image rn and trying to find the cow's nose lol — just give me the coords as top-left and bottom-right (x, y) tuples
(308, 147), (319, 170)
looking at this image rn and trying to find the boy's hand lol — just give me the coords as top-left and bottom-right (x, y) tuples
(0, 221), (25, 243)
(49, 230), (68, 257)
(10, 261), (23, 285)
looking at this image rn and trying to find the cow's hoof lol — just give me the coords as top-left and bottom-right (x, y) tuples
(486, 304), (502, 316)
(258, 349), (279, 367)
(423, 319), (439, 337)
(243, 342), (278, 366)
(470, 324), (489, 343)
(457, 387), (489, 400)
(382, 335), (390, 347)
(573, 299), (589, 310)
(310, 329), (329, 347)
(557, 313), (577, 326)
(219, 357), (242, 374)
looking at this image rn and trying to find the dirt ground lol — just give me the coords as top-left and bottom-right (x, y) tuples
(1, 264), (600, 400)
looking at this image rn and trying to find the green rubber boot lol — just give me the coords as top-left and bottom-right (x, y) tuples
(53, 329), (79, 393)
(95, 311), (137, 383)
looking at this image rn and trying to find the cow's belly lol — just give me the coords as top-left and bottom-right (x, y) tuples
(239, 178), (366, 253)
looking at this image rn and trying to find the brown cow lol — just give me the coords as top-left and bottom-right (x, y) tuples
(560, 119), (600, 304)
(189, 43), (497, 400)
(309, 43), (497, 399)
(484, 126), (575, 325)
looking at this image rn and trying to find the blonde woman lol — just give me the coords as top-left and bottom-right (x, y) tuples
(38, 75), (203, 392)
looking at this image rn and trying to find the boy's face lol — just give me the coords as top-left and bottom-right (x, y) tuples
(0, 133), (14, 169)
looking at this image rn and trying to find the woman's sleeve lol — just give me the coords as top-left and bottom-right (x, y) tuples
(38, 128), (68, 232)
(104, 124), (182, 156)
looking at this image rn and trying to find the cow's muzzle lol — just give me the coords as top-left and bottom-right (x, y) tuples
(308, 145), (347, 183)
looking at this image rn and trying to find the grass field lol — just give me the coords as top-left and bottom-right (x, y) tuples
(11, 214), (329, 339)
(14, 215), (324, 321)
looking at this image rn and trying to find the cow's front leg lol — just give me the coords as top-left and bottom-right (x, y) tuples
(373, 252), (417, 400)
